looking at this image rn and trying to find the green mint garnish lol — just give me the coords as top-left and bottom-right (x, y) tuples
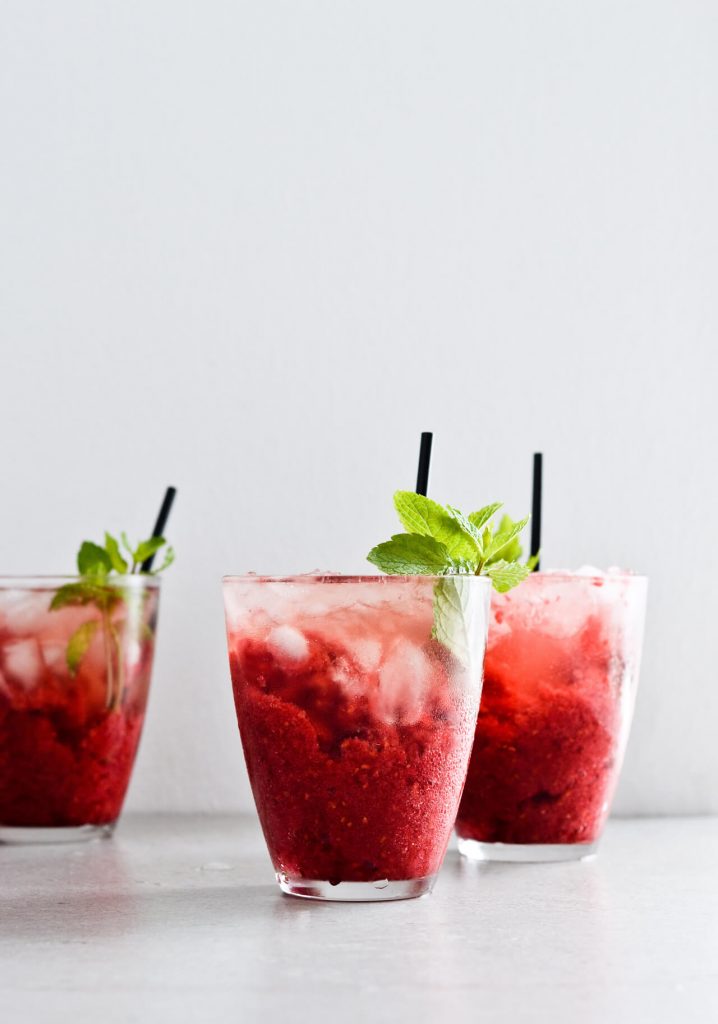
(368, 491), (534, 590)
(431, 576), (480, 665)
(368, 491), (536, 664)
(363, 534), (454, 575)
(77, 541), (112, 577)
(65, 619), (100, 675)
(51, 531), (174, 707)
(50, 581), (119, 613)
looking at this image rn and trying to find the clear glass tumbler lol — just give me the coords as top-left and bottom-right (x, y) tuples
(455, 571), (647, 862)
(223, 574), (490, 901)
(0, 576), (160, 843)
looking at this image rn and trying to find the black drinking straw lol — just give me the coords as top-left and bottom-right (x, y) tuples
(415, 432), (433, 497)
(530, 453), (542, 570)
(141, 486), (177, 572)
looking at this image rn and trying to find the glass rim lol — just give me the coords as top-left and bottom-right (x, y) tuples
(525, 570), (647, 583)
(222, 573), (493, 585)
(0, 575), (161, 589)
(222, 570), (646, 585)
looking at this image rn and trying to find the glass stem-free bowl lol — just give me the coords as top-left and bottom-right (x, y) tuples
(223, 574), (491, 901)
(454, 571), (647, 862)
(0, 576), (160, 843)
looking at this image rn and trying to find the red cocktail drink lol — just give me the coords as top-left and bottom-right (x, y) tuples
(0, 577), (160, 842)
(455, 571), (646, 860)
(224, 574), (490, 900)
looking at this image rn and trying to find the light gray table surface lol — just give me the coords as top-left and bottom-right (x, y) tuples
(1, 814), (716, 1023)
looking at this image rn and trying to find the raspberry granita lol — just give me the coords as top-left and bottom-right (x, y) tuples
(455, 571), (647, 861)
(0, 577), (160, 843)
(223, 574), (490, 901)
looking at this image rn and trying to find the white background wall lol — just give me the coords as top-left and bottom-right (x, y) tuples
(1, 1), (716, 816)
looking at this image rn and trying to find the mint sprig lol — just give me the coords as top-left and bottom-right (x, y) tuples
(51, 531), (174, 707)
(368, 492), (536, 664)
(368, 492), (534, 591)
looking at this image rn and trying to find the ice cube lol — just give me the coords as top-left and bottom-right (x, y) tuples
(222, 589), (253, 631)
(42, 642), (68, 674)
(266, 625), (309, 664)
(377, 639), (430, 724)
(1, 638), (46, 691)
(330, 654), (362, 695)
(353, 639), (382, 672)
(0, 590), (48, 633)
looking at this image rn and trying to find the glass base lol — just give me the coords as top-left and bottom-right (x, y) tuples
(0, 823), (115, 845)
(276, 872), (437, 902)
(457, 837), (599, 863)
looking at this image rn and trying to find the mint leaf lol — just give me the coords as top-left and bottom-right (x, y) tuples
(50, 583), (96, 610)
(132, 536), (166, 564)
(104, 532), (129, 574)
(468, 502), (503, 533)
(526, 551), (540, 572)
(446, 506), (484, 557)
(485, 514), (523, 564)
(485, 515), (530, 563)
(481, 525), (493, 554)
(77, 542), (112, 577)
(485, 559), (531, 592)
(50, 581), (119, 612)
(367, 534), (451, 575)
(393, 491), (444, 536)
(151, 545), (175, 574)
(393, 491), (480, 561)
(66, 619), (100, 675)
(432, 576), (485, 666)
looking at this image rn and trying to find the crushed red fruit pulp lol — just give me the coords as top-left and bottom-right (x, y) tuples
(230, 627), (477, 885)
(456, 602), (622, 845)
(0, 591), (156, 830)
(0, 703), (145, 827)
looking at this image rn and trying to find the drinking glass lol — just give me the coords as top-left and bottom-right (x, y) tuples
(0, 576), (160, 843)
(455, 572), (647, 861)
(224, 574), (490, 900)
